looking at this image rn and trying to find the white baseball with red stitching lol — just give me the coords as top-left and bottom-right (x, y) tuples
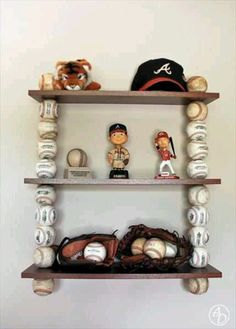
(35, 185), (56, 205)
(84, 242), (107, 262)
(189, 247), (209, 268)
(143, 238), (166, 259)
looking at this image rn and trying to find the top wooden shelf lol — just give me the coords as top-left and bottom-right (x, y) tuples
(28, 90), (219, 105)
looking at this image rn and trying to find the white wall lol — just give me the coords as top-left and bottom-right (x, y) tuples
(0, 1), (235, 328)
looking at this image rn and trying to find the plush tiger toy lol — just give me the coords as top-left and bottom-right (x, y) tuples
(39, 59), (101, 91)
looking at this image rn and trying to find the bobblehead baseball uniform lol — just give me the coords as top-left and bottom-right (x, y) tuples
(108, 146), (129, 169)
(158, 148), (175, 175)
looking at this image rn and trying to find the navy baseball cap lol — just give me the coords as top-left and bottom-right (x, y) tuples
(109, 123), (127, 135)
(131, 58), (187, 92)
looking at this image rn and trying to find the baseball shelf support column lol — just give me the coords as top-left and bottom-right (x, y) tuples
(32, 99), (59, 296)
(185, 101), (210, 295)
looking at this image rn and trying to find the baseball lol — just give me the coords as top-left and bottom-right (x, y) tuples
(67, 149), (87, 167)
(187, 76), (208, 92)
(164, 242), (177, 257)
(33, 279), (55, 296)
(34, 226), (56, 247)
(36, 159), (57, 178)
(35, 205), (57, 226)
(188, 185), (209, 206)
(38, 139), (57, 159)
(131, 238), (147, 255)
(84, 242), (107, 262)
(35, 185), (56, 205)
(187, 206), (209, 226)
(39, 73), (55, 91)
(143, 238), (166, 259)
(187, 160), (208, 179)
(38, 121), (58, 140)
(187, 141), (208, 160)
(33, 247), (55, 268)
(186, 121), (207, 141)
(187, 278), (209, 295)
(189, 247), (209, 268)
(186, 102), (208, 121)
(39, 100), (59, 120)
(188, 227), (209, 247)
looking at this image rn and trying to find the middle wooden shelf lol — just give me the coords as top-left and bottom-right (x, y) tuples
(24, 178), (221, 185)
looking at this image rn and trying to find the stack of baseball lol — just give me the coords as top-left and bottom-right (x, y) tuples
(186, 101), (209, 179)
(186, 185), (210, 294)
(36, 100), (58, 179)
(33, 99), (59, 295)
(33, 185), (57, 295)
(185, 78), (210, 294)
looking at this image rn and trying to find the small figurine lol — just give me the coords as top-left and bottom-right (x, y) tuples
(154, 131), (179, 179)
(107, 124), (130, 179)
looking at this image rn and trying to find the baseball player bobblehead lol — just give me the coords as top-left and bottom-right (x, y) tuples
(154, 131), (179, 179)
(107, 123), (130, 179)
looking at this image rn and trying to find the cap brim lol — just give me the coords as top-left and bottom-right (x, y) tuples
(109, 129), (127, 135)
(139, 77), (186, 92)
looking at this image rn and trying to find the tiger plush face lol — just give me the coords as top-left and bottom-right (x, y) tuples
(56, 61), (89, 90)
(54, 59), (101, 91)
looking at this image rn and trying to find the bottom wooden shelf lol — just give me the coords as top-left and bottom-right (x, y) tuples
(21, 264), (222, 280)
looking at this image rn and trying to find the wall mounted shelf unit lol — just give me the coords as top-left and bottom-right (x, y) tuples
(23, 89), (221, 294)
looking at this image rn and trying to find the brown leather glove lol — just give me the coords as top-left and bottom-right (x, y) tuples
(118, 224), (192, 271)
(56, 232), (119, 267)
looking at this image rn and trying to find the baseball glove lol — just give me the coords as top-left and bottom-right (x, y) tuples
(118, 224), (193, 272)
(55, 232), (119, 269)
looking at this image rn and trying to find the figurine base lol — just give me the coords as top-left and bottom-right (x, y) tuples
(109, 170), (129, 179)
(154, 174), (179, 179)
(64, 167), (93, 179)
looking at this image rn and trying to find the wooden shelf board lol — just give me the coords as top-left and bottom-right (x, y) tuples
(21, 264), (222, 280)
(28, 90), (219, 105)
(24, 178), (221, 185)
